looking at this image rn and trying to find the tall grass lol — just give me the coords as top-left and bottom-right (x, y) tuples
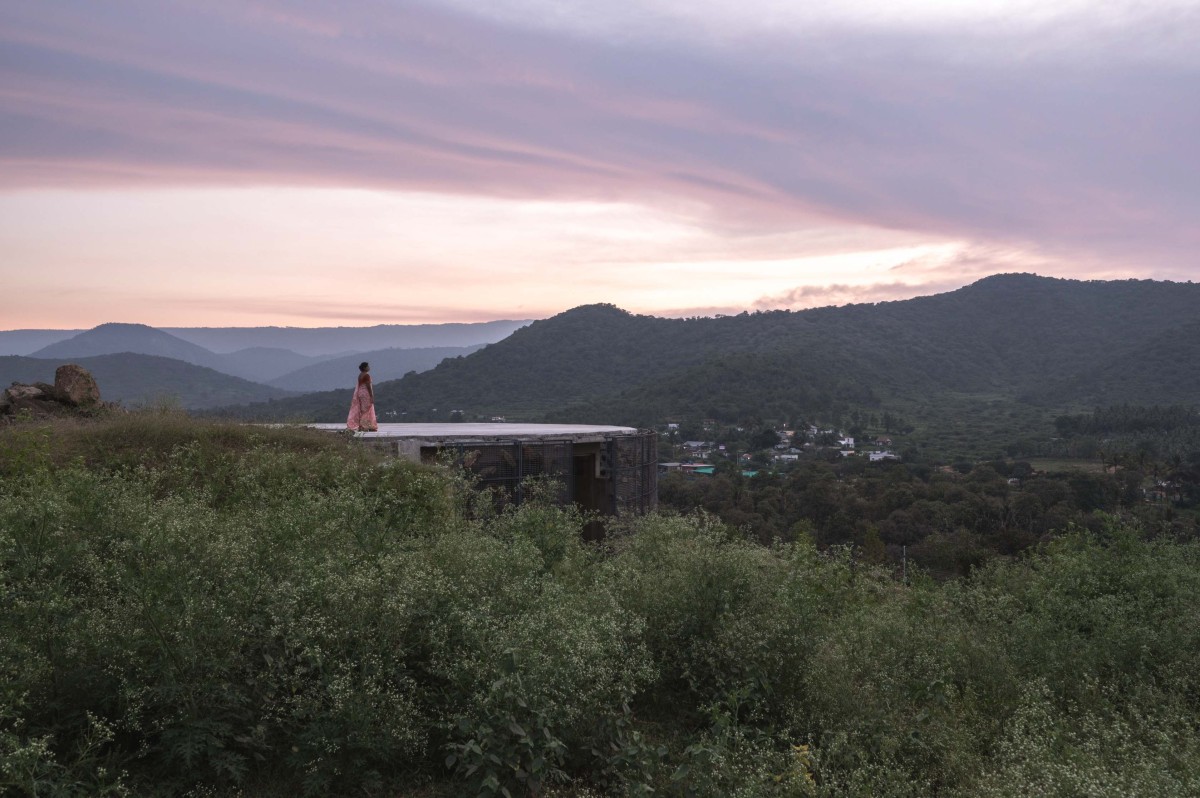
(3, 412), (1200, 796)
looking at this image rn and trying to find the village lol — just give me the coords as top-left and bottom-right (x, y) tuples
(657, 420), (902, 477)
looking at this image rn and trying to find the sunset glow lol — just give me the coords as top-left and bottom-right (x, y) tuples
(2, 1), (1197, 328)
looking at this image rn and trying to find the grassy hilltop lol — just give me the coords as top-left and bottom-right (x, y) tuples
(4, 412), (1200, 796)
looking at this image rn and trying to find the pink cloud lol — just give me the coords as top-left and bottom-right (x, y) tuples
(752, 279), (970, 311)
(1, 0), (1198, 288)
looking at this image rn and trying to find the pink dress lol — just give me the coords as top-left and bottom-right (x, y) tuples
(347, 373), (377, 431)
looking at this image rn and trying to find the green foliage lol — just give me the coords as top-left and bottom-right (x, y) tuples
(1051, 405), (1200, 471)
(6, 412), (1200, 795)
(445, 652), (570, 798)
(0, 710), (130, 797)
(0, 417), (53, 476)
(660, 452), (1200, 576)
(965, 683), (1200, 798)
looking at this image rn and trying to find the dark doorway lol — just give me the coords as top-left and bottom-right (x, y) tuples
(573, 450), (606, 540)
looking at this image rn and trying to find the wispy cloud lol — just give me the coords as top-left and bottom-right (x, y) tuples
(1, 0), (1197, 325)
(752, 280), (968, 311)
(4, 2), (1197, 252)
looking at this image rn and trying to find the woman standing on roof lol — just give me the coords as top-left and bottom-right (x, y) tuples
(347, 361), (378, 432)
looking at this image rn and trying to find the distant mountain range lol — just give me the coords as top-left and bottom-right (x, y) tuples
(1, 319), (523, 405)
(206, 347), (326, 382)
(0, 319), (530, 357)
(32, 323), (231, 370)
(0, 329), (85, 355)
(28, 324), (327, 382)
(214, 275), (1200, 430)
(161, 320), (530, 355)
(265, 345), (487, 392)
(9, 276), (1199, 432)
(0, 354), (295, 409)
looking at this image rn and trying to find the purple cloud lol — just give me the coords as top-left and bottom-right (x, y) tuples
(1, 0), (1198, 275)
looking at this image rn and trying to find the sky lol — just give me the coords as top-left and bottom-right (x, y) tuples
(1, 0), (1197, 328)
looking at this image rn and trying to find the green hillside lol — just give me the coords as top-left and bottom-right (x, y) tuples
(1032, 319), (1200, 406)
(219, 275), (1200, 433)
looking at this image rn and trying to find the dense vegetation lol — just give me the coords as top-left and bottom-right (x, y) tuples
(5, 412), (1200, 796)
(657, 404), (1200, 575)
(660, 454), (1200, 579)
(1048, 405), (1200, 463)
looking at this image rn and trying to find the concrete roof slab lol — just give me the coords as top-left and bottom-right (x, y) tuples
(310, 422), (638, 443)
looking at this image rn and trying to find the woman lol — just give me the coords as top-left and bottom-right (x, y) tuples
(346, 361), (378, 432)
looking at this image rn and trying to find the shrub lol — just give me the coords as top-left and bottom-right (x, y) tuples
(5, 413), (1200, 795)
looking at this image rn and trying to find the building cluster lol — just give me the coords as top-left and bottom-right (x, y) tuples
(659, 422), (901, 476)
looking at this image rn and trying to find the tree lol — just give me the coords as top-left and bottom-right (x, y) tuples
(752, 426), (782, 450)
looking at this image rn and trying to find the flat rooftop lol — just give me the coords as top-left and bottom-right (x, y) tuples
(310, 422), (638, 443)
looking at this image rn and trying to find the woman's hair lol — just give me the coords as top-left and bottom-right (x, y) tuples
(359, 362), (370, 372)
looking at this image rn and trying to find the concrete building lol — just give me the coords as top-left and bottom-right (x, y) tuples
(312, 423), (657, 520)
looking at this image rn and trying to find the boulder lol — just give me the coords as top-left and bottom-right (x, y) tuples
(4, 383), (45, 402)
(54, 364), (101, 406)
(1, 367), (113, 424)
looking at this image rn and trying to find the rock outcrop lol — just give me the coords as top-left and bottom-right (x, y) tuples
(1, 364), (112, 422)
(54, 363), (102, 406)
(4, 384), (46, 403)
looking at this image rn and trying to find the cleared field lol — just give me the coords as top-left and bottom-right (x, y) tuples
(1028, 457), (1108, 473)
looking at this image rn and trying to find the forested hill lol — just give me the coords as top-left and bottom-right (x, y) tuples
(218, 274), (1200, 424)
(1032, 318), (1200, 406)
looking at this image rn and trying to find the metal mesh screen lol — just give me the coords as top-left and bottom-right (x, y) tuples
(444, 433), (656, 517)
(518, 440), (574, 506)
(611, 431), (658, 516)
(454, 440), (574, 508)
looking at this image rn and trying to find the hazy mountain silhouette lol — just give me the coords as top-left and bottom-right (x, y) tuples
(0, 329), (81, 356)
(31, 323), (226, 370)
(164, 320), (531, 356)
(267, 344), (486, 392)
(0, 353), (295, 409)
(18, 322), (511, 393)
(210, 347), (328, 382)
